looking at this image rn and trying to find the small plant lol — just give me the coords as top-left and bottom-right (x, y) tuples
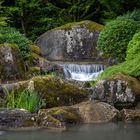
(3, 88), (44, 113)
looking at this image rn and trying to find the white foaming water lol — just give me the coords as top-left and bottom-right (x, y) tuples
(61, 64), (106, 81)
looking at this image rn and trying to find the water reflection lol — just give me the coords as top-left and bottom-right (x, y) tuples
(0, 123), (140, 140)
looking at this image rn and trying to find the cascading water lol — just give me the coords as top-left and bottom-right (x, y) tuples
(60, 63), (106, 81)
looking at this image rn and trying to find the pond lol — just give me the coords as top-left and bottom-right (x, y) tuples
(0, 123), (140, 140)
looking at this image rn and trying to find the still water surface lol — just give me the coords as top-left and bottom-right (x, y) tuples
(0, 123), (140, 140)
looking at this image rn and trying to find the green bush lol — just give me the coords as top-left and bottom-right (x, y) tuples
(3, 88), (44, 113)
(117, 9), (140, 22)
(97, 19), (138, 62)
(0, 26), (31, 59)
(99, 55), (140, 80)
(126, 31), (140, 61)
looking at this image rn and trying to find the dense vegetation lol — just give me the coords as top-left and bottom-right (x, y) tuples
(0, 26), (31, 59)
(97, 19), (138, 62)
(1, 0), (140, 40)
(97, 9), (140, 80)
(98, 30), (140, 80)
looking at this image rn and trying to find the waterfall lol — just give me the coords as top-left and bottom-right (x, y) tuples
(60, 63), (106, 81)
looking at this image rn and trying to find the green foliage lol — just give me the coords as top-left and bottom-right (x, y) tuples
(2, 0), (140, 40)
(126, 31), (140, 61)
(3, 88), (43, 113)
(99, 55), (140, 80)
(0, 26), (31, 59)
(2, 0), (105, 40)
(97, 19), (138, 62)
(117, 9), (140, 22)
(98, 0), (140, 16)
(0, 0), (8, 26)
(98, 34), (140, 79)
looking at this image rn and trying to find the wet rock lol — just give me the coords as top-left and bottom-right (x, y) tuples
(74, 101), (120, 123)
(120, 109), (140, 122)
(0, 43), (25, 82)
(91, 74), (140, 109)
(35, 20), (106, 62)
(0, 109), (36, 128)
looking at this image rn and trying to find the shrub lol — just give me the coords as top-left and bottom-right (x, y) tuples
(98, 55), (140, 80)
(126, 31), (140, 61)
(97, 19), (138, 62)
(3, 88), (44, 113)
(0, 26), (31, 59)
(117, 9), (140, 22)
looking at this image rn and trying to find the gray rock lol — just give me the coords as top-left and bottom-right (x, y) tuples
(91, 74), (140, 109)
(0, 109), (36, 128)
(35, 20), (106, 62)
(74, 101), (120, 123)
(0, 44), (25, 82)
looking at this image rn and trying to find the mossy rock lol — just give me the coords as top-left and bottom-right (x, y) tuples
(38, 107), (81, 124)
(92, 73), (140, 109)
(0, 43), (25, 82)
(32, 76), (89, 108)
(26, 66), (41, 78)
(108, 73), (140, 95)
(35, 20), (107, 62)
(0, 75), (89, 108)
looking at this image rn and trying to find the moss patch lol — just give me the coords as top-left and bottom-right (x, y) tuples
(39, 107), (81, 123)
(30, 44), (41, 55)
(32, 76), (89, 108)
(51, 20), (104, 32)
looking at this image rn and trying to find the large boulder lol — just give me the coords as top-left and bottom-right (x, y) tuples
(91, 74), (140, 109)
(0, 44), (25, 82)
(25, 44), (64, 79)
(31, 76), (89, 108)
(0, 75), (89, 108)
(37, 100), (120, 125)
(74, 101), (120, 123)
(35, 20), (105, 61)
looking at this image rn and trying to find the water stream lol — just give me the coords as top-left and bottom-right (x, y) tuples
(60, 63), (106, 81)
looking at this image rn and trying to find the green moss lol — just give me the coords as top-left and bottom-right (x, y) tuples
(51, 20), (104, 32)
(30, 44), (41, 55)
(31, 76), (88, 108)
(26, 67), (41, 78)
(39, 107), (81, 123)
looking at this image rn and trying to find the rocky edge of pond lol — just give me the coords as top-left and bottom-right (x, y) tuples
(0, 73), (140, 130)
(0, 21), (140, 130)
